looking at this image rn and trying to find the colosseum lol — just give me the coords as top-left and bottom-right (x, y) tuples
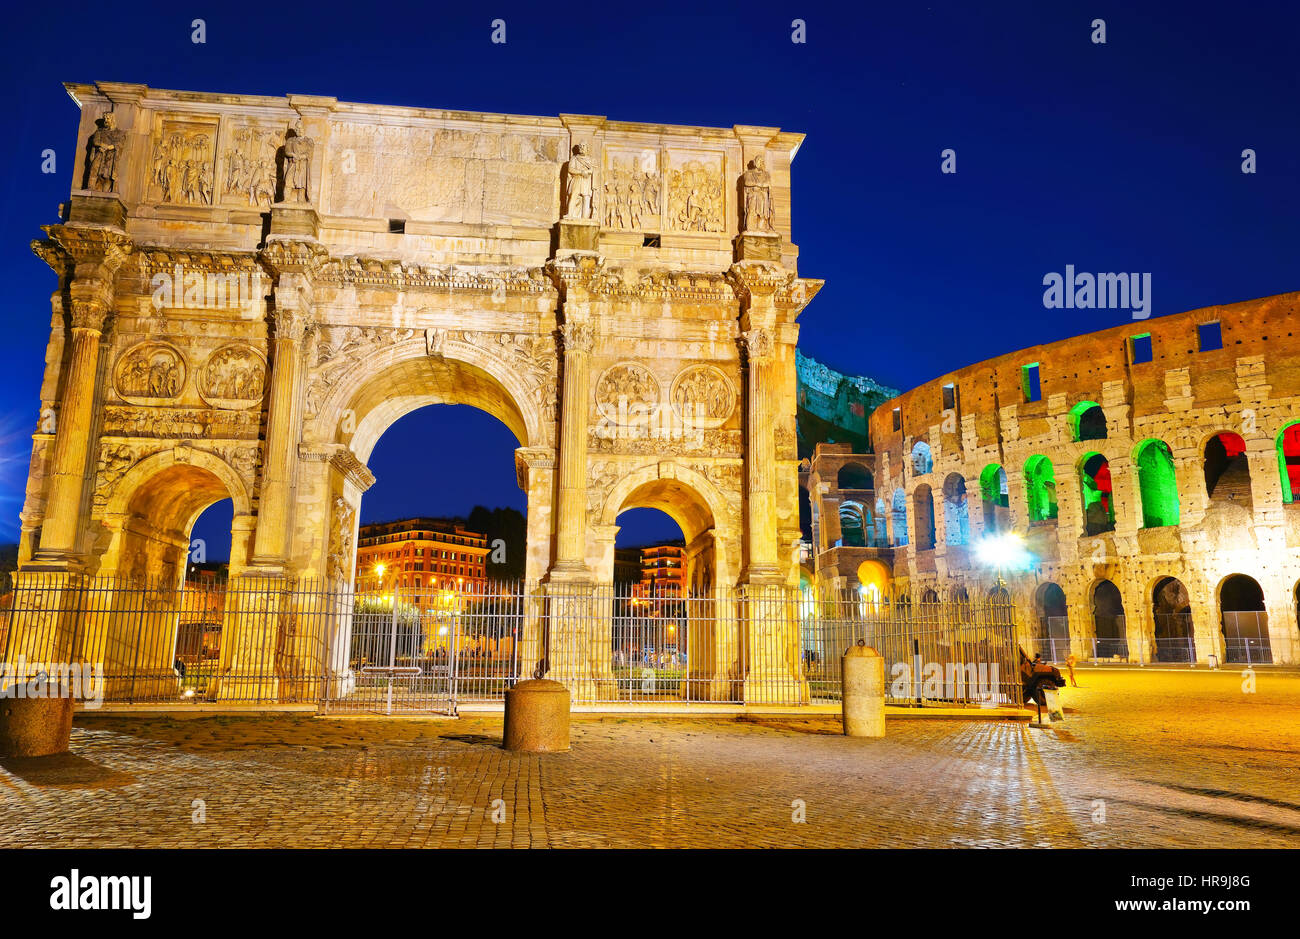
(802, 291), (1300, 667)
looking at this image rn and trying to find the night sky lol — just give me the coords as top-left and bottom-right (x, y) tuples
(1, 1), (1295, 559)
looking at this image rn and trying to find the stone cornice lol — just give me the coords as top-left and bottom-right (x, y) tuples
(40, 224), (133, 279)
(317, 256), (556, 295)
(135, 247), (264, 276)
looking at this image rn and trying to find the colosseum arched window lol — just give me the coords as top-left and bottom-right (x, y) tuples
(942, 473), (970, 545)
(839, 501), (868, 547)
(1205, 431), (1253, 507)
(890, 487), (909, 546)
(1091, 580), (1128, 659)
(1152, 576), (1195, 663)
(1070, 401), (1107, 442)
(1219, 573), (1270, 664)
(913, 484), (936, 549)
(910, 441), (933, 475)
(837, 462), (873, 490)
(1276, 421), (1300, 503)
(874, 497), (888, 544)
(1034, 582), (1069, 658)
(979, 463), (1009, 533)
(1079, 452), (1115, 535)
(1024, 455), (1058, 522)
(1134, 439), (1180, 528)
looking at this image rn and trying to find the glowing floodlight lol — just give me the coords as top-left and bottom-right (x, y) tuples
(974, 532), (1032, 573)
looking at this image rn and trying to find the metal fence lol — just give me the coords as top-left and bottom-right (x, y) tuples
(1, 575), (1023, 712)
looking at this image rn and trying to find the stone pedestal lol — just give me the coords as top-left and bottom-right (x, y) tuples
(67, 191), (127, 228)
(556, 219), (600, 253)
(734, 231), (781, 262)
(541, 577), (614, 702)
(0, 693), (75, 758)
(503, 679), (570, 752)
(269, 203), (320, 239)
(841, 643), (885, 737)
(740, 581), (809, 705)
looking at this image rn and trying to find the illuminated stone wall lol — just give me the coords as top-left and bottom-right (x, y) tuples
(865, 292), (1300, 665)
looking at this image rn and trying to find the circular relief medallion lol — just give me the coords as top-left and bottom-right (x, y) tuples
(198, 344), (267, 409)
(114, 342), (187, 405)
(670, 364), (735, 429)
(594, 362), (661, 423)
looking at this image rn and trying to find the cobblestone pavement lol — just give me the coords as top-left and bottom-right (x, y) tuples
(2, 668), (1297, 848)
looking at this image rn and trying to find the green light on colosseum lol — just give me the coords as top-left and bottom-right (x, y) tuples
(1135, 438), (1180, 527)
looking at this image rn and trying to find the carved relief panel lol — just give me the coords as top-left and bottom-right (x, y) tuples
(114, 342), (187, 403)
(198, 345), (267, 409)
(147, 115), (219, 206)
(220, 123), (280, 208)
(670, 364), (736, 429)
(594, 362), (661, 422)
(602, 147), (661, 231)
(665, 150), (725, 233)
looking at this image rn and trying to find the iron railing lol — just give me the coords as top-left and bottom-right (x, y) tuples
(1, 575), (1023, 712)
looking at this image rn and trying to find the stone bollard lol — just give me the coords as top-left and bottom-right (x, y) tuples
(0, 694), (76, 758)
(841, 641), (885, 738)
(502, 679), (570, 752)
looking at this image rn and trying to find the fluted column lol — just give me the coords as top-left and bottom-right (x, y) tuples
(33, 300), (108, 562)
(551, 319), (595, 577)
(28, 227), (131, 569)
(741, 325), (780, 581)
(250, 302), (309, 568)
(249, 240), (324, 572)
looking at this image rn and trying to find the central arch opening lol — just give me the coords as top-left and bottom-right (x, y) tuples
(352, 401), (530, 703)
(328, 351), (544, 711)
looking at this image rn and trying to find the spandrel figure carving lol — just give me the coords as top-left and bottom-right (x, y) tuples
(282, 121), (315, 203)
(86, 113), (126, 193)
(563, 143), (594, 220)
(741, 155), (774, 232)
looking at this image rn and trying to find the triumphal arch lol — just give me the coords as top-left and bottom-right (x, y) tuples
(13, 81), (821, 703)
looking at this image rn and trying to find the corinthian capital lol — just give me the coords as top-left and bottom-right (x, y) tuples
(69, 298), (111, 334)
(271, 305), (312, 341)
(561, 320), (596, 355)
(741, 327), (774, 364)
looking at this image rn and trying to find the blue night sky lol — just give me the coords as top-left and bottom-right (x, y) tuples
(0, 1), (1295, 555)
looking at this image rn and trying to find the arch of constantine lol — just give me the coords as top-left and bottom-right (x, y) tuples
(10, 81), (823, 704)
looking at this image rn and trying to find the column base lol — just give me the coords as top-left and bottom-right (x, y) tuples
(20, 550), (88, 575)
(743, 672), (811, 706)
(545, 563), (594, 584)
(212, 671), (281, 703)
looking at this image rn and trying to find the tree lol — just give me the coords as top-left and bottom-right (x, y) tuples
(465, 505), (527, 580)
